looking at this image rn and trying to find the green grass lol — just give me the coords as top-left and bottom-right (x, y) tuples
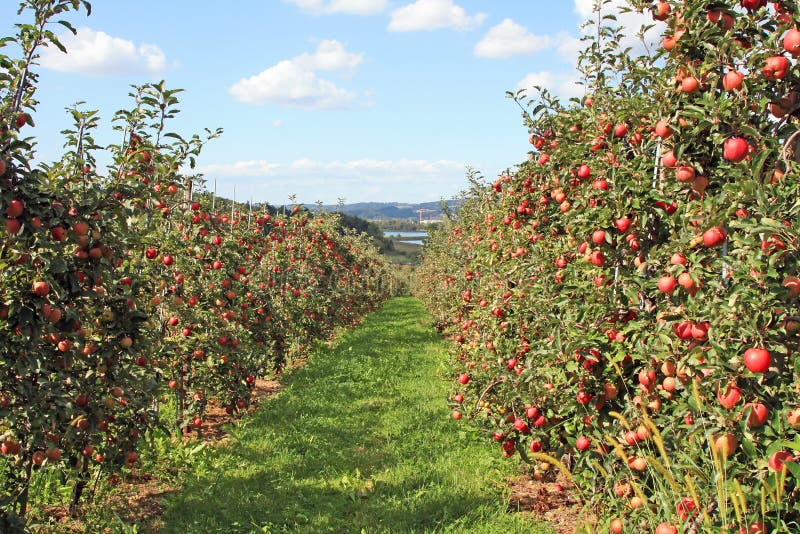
(157, 297), (551, 534)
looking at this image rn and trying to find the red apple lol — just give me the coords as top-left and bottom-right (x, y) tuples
(50, 226), (67, 241)
(718, 384), (742, 409)
(707, 9), (735, 29)
(1, 440), (21, 455)
(769, 450), (793, 472)
(787, 408), (800, 429)
(6, 199), (24, 218)
(676, 165), (696, 182)
(744, 521), (766, 534)
(723, 137), (749, 162)
(661, 149), (677, 168)
(743, 402), (768, 427)
(5, 218), (21, 235)
(702, 226), (726, 247)
(677, 497), (697, 521)
(723, 70), (744, 91)
(513, 417), (530, 434)
(657, 276), (677, 294)
(653, 1), (670, 21)
(681, 76), (700, 93)
(32, 280), (50, 297)
(784, 28), (800, 57)
(673, 320), (693, 340)
(655, 119), (672, 139)
(743, 347), (770, 373)
(740, 0), (766, 10)
(762, 56), (789, 80)
(713, 432), (738, 458)
(72, 221), (89, 235)
(670, 253), (687, 265)
(45, 447), (62, 462)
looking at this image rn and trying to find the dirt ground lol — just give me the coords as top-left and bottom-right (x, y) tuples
(508, 470), (594, 534)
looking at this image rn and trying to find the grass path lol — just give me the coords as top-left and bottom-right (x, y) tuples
(157, 297), (550, 533)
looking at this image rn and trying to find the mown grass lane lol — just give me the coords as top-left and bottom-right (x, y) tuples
(158, 297), (551, 533)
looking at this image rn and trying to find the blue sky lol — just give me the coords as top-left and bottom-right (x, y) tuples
(0, 1), (654, 205)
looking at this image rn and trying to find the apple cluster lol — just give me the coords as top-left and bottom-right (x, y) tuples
(0, 2), (391, 529)
(417, 0), (800, 531)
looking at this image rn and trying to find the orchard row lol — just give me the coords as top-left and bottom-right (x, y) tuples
(417, 1), (800, 532)
(0, 2), (390, 530)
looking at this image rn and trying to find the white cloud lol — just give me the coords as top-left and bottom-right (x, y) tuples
(573, 0), (661, 54)
(555, 32), (583, 64)
(506, 1), (657, 101)
(40, 27), (167, 76)
(518, 71), (584, 100)
(388, 0), (486, 32)
(230, 62), (355, 109)
(272, 120), (284, 128)
(474, 19), (552, 58)
(200, 158), (464, 178)
(284, 0), (389, 15)
(196, 158), (467, 203)
(294, 40), (363, 72)
(229, 40), (364, 109)
(573, 0), (596, 18)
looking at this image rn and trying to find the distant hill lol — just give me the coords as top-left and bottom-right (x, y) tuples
(305, 200), (461, 221)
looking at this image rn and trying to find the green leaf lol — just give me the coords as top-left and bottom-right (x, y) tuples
(56, 19), (76, 35)
(786, 460), (800, 480)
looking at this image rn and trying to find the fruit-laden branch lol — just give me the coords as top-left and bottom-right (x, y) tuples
(472, 378), (505, 417)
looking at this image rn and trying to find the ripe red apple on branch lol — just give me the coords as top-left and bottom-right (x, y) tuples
(32, 280), (50, 297)
(743, 347), (770, 373)
(762, 56), (789, 80)
(657, 276), (677, 294)
(703, 226), (726, 247)
(723, 137), (749, 162)
(6, 199), (24, 218)
(784, 28), (800, 56)
(722, 70), (744, 91)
